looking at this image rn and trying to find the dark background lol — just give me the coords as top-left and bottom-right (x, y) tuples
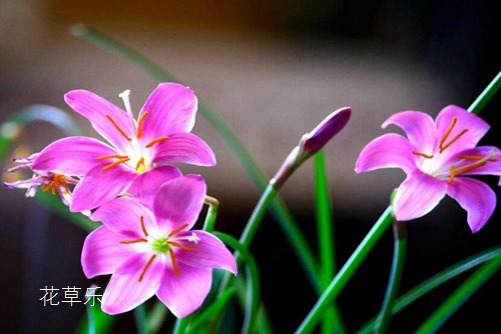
(1, 0), (500, 333)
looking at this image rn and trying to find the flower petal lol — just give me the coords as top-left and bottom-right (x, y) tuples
(451, 146), (501, 181)
(151, 133), (216, 167)
(355, 133), (417, 174)
(101, 253), (163, 315)
(128, 165), (183, 209)
(70, 165), (137, 212)
(394, 170), (447, 221)
(174, 231), (237, 274)
(81, 226), (137, 278)
(447, 177), (496, 233)
(156, 263), (212, 318)
(91, 196), (157, 237)
(153, 175), (206, 232)
(382, 111), (437, 154)
(139, 83), (198, 143)
(65, 90), (136, 153)
(435, 105), (490, 161)
(33, 137), (116, 175)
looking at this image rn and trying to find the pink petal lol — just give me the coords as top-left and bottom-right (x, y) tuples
(435, 105), (490, 161)
(70, 165), (137, 212)
(81, 226), (137, 278)
(151, 133), (216, 167)
(355, 133), (417, 174)
(382, 111), (437, 155)
(174, 231), (237, 274)
(156, 262), (212, 318)
(65, 90), (136, 153)
(139, 83), (198, 143)
(33, 137), (116, 175)
(447, 177), (496, 233)
(101, 253), (163, 315)
(394, 170), (447, 221)
(153, 175), (206, 232)
(91, 197), (157, 236)
(128, 165), (183, 209)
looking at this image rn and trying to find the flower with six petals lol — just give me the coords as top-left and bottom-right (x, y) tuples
(356, 105), (500, 232)
(81, 175), (237, 317)
(31, 83), (216, 212)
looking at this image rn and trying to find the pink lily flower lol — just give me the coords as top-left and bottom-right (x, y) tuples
(356, 105), (501, 232)
(31, 83), (216, 212)
(81, 175), (237, 317)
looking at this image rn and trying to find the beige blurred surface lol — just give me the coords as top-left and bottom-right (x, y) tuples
(1, 1), (458, 215)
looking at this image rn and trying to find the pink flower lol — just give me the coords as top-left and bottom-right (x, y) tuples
(31, 83), (216, 212)
(81, 175), (237, 317)
(356, 105), (501, 232)
(4, 153), (78, 207)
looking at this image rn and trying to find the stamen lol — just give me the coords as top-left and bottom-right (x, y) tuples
(455, 161), (487, 175)
(96, 154), (129, 161)
(447, 165), (456, 184)
(120, 238), (148, 244)
(101, 158), (130, 171)
(106, 114), (132, 141)
(168, 224), (189, 237)
(140, 216), (148, 237)
(167, 241), (197, 252)
(439, 129), (468, 153)
(145, 136), (169, 148)
(139, 254), (157, 282)
(168, 249), (180, 277)
(136, 112), (148, 139)
(457, 155), (497, 162)
(118, 90), (133, 116)
(413, 151), (434, 159)
(135, 157), (145, 171)
(439, 117), (457, 150)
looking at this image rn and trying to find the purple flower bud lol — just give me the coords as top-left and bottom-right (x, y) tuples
(271, 107), (351, 189)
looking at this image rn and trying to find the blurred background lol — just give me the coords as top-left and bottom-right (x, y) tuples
(1, 0), (499, 333)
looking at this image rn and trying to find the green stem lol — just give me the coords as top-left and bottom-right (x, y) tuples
(313, 150), (346, 334)
(374, 221), (407, 334)
(185, 287), (238, 334)
(236, 184), (320, 287)
(134, 304), (151, 334)
(203, 196), (219, 232)
(468, 70), (501, 114)
(173, 317), (189, 334)
(86, 304), (96, 334)
(356, 245), (501, 334)
(295, 205), (394, 334)
(215, 232), (261, 334)
(314, 150), (335, 283)
(147, 301), (168, 333)
(415, 256), (501, 333)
